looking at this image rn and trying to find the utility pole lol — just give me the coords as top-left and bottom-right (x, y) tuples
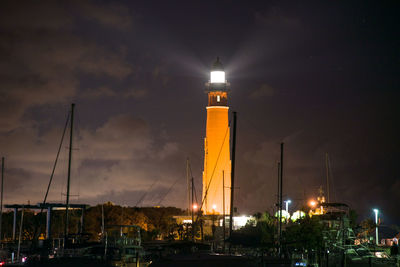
(64, 103), (75, 243)
(229, 111), (237, 239)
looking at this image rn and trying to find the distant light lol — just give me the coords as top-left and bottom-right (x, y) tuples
(210, 71), (225, 83)
(192, 204), (198, 210)
(374, 251), (385, 258)
(233, 216), (251, 228)
(212, 204), (217, 210)
(309, 200), (317, 207)
(291, 210), (306, 222)
(183, 219), (192, 224)
(373, 209), (379, 214)
(274, 210), (291, 221)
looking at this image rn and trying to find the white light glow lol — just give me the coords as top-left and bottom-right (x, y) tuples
(274, 210), (290, 219)
(212, 204), (217, 210)
(233, 216), (251, 228)
(291, 210), (306, 222)
(210, 71), (225, 83)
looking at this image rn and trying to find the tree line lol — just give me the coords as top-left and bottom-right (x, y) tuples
(0, 202), (184, 242)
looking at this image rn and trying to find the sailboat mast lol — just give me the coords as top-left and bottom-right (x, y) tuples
(191, 175), (194, 241)
(17, 205), (24, 262)
(279, 142), (284, 258)
(325, 153), (330, 203)
(0, 157), (4, 242)
(64, 103), (75, 240)
(187, 158), (190, 216)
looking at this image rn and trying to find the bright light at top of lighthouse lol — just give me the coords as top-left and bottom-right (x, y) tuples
(210, 71), (225, 83)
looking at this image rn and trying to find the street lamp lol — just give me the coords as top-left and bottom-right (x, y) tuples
(373, 209), (379, 245)
(284, 200), (291, 213)
(309, 200), (317, 208)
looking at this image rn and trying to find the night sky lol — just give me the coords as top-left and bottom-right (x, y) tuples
(0, 1), (399, 224)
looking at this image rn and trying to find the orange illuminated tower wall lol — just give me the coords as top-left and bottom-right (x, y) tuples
(202, 58), (231, 215)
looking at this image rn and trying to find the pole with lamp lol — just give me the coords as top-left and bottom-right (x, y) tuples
(284, 200), (291, 223)
(373, 209), (379, 246)
(284, 200), (291, 214)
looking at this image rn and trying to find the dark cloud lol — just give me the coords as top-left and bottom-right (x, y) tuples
(0, 0), (134, 131)
(77, 1), (134, 31)
(254, 8), (302, 30)
(249, 84), (275, 98)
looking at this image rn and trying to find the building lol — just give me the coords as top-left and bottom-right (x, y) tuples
(202, 58), (231, 215)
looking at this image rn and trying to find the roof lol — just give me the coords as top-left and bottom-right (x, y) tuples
(5, 203), (89, 209)
(321, 202), (349, 207)
(211, 57), (224, 71)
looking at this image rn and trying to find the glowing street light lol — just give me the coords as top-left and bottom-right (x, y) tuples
(309, 200), (317, 208)
(192, 204), (198, 211)
(373, 209), (379, 245)
(284, 200), (292, 213)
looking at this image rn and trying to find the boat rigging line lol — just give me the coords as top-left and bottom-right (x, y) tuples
(135, 180), (158, 207)
(197, 118), (230, 218)
(42, 111), (70, 209)
(31, 107), (70, 244)
(326, 153), (337, 202)
(156, 176), (181, 207)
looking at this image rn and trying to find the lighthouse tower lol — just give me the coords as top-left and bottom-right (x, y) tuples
(202, 58), (231, 215)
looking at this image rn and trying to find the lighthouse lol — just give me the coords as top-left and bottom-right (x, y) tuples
(202, 58), (231, 215)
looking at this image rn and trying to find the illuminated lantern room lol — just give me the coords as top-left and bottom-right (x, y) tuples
(207, 57), (229, 107)
(202, 57), (231, 215)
